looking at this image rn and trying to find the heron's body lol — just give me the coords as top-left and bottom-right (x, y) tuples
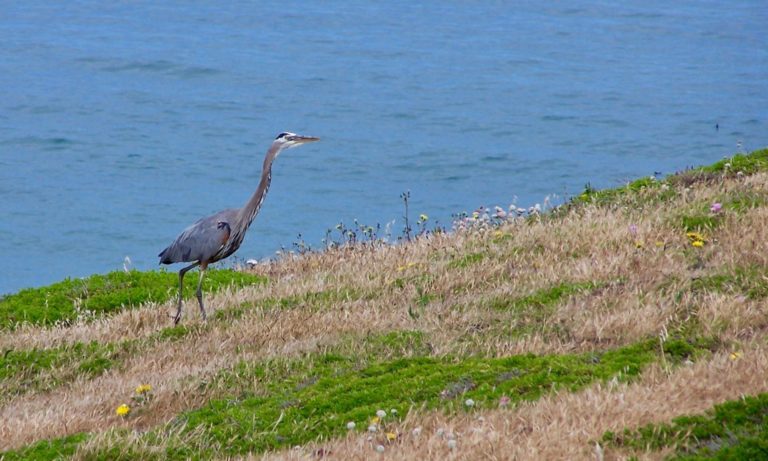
(159, 132), (319, 324)
(159, 209), (238, 267)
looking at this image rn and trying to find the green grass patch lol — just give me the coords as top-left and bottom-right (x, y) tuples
(697, 148), (768, 176)
(0, 269), (268, 330)
(562, 148), (768, 212)
(674, 189), (768, 233)
(721, 190), (768, 213)
(490, 280), (606, 316)
(603, 392), (768, 460)
(447, 252), (485, 269)
(0, 433), (88, 461)
(0, 284), (367, 401)
(692, 265), (768, 300)
(1, 324), (204, 402)
(678, 214), (722, 232)
(0, 341), (125, 402)
(214, 287), (369, 322)
(576, 176), (664, 206)
(4, 337), (715, 461)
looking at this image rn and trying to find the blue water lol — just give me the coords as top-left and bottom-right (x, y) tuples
(1, 1), (767, 294)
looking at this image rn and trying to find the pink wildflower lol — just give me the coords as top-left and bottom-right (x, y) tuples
(710, 202), (722, 213)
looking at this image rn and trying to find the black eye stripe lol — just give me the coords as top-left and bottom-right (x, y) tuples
(276, 132), (290, 140)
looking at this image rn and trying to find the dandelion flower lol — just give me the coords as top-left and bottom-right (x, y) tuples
(375, 445), (385, 453)
(347, 421), (356, 430)
(464, 398), (475, 407)
(447, 439), (457, 450)
(115, 404), (130, 417)
(686, 231), (706, 242)
(386, 432), (397, 441)
(368, 424), (378, 433)
(135, 384), (152, 394)
(730, 351), (743, 360)
(692, 240), (705, 248)
(390, 408), (398, 415)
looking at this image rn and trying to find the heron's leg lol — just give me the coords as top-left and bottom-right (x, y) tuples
(196, 266), (207, 321)
(174, 262), (199, 325)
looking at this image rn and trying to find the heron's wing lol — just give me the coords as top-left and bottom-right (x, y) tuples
(159, 209), (237, 264)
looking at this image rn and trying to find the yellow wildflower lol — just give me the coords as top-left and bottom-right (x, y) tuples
(692, 240), (705, 248)
(419, 214), (429, 222)
(686, 231), (706, 242)
(635, 240), (644, 248)
(371, 416), (380, 424)
(115, 404), (130, 416)
(730, 351), (743, 360)
(386, 432), (397, 441)
(493, 230), (504, 238)
(135, 384), (152, 394)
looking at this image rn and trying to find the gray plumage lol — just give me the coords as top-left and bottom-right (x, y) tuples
(159, 132), (319, 324)
(159, 212), (236, 265)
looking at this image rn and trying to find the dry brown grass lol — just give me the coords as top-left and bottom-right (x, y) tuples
(2, 170), (768, 456)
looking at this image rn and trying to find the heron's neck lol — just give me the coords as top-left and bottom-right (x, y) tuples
(237, 145), (279, 230)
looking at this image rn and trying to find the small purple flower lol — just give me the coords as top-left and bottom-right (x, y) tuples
(710, 202), (722, 213)
(499, 395), (511, 407)
(628, 224), (638, 236)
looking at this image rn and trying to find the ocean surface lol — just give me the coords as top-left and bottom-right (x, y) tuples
(1, 1), (766, 294)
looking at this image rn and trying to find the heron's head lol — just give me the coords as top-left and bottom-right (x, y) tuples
(272, 132), (320, 152)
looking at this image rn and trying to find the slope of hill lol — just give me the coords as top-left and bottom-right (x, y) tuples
(2, 148), (767, 460)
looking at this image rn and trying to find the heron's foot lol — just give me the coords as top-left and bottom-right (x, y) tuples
(171, 311), (182, 325)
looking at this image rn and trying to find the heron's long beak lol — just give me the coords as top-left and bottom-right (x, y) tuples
(290, 134), (320, 144)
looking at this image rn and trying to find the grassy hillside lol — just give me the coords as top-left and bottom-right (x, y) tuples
(1, 148), (767, 460)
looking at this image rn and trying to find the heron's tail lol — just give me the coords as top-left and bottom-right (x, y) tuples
(158, 247), (172, 265)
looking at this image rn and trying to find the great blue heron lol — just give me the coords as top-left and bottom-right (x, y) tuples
(159, 132), (320, 324)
